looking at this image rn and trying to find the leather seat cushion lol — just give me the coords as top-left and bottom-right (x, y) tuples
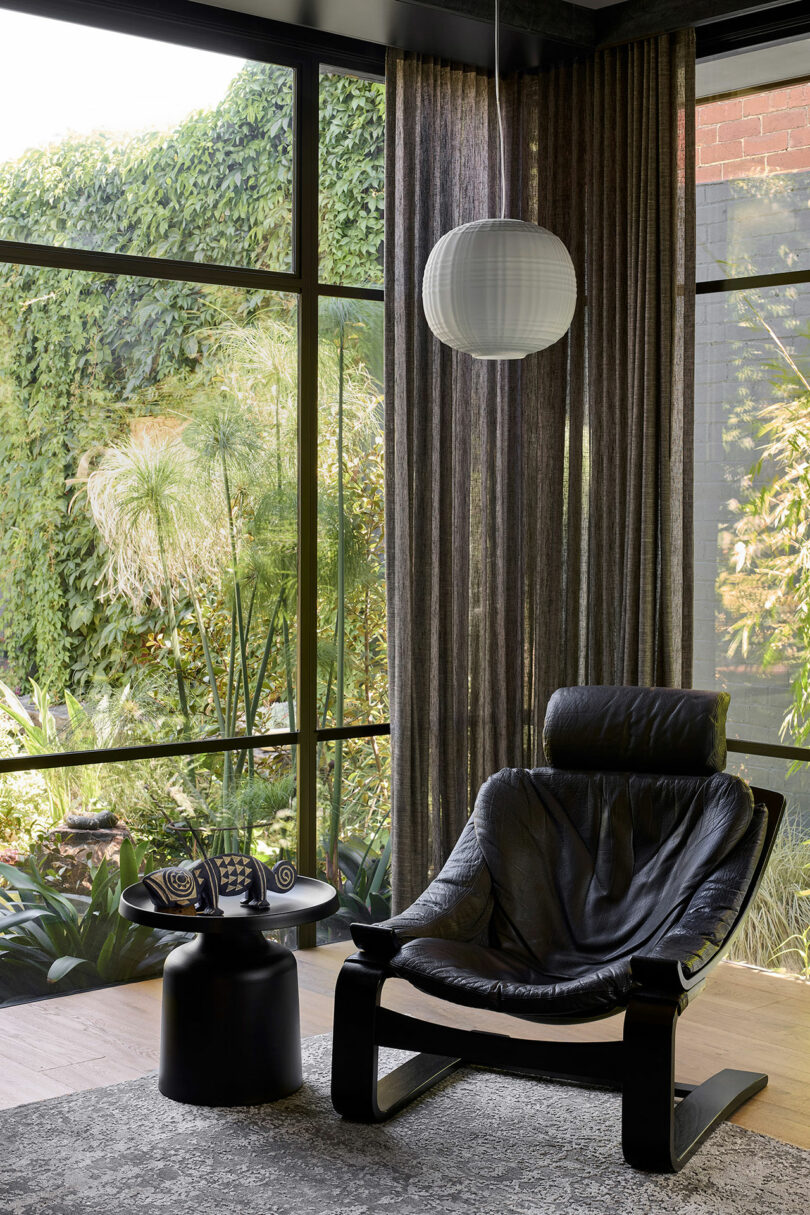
(389, 938), (634, 1019)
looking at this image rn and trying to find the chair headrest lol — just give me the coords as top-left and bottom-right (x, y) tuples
(542, 685), (729, 776)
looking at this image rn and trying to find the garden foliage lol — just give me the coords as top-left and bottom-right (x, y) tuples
(0, 839), (191, 1000)
(717, 304), (810, 974)
(0, 60), (390, 962)
(0, 62), (384, 692)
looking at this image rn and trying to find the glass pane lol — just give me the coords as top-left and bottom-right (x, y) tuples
(316, 734), (391, 944)
(693, 283), (810, 743)
(0, 745), (296, 1006)
(319, 68), (385, 287)
(0, 264), (298, 746)
(317, 297), (386, 728)
(0, 9), (294, 271)
(724, 753), (810, 976)
(697, 81), (810, 282)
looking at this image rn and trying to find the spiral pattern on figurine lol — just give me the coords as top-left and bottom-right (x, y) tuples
(164, 868), (196, 899)
(271, 859), (296, 892)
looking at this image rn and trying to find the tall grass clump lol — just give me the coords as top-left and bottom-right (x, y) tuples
(727, 816), (810, 974)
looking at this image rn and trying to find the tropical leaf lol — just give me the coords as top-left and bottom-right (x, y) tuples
(0, 853), (190, 1003)
(0, 908), (51, 933)
(117, 836), (139, 893)
(47, 955), (96, 984)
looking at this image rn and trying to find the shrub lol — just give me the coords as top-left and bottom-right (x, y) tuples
(0, 839), (189, 1005)
(0, 717), (49, 856)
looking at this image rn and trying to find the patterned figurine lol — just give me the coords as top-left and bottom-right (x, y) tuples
(143, 854), (297, 916)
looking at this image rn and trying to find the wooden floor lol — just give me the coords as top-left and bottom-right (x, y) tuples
(1, 943), (808, 1152)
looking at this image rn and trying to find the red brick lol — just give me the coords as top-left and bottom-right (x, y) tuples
(767, 88), (790, 110)
(723, 156), (766, 179)
(696, 125), (718, 146)
(766, 147), (810, 172)
(718, 116), (761, 141)
(743, 92), (771, 117)
(762, 106), (808, 133)
(743, 130), (788, 155)
(789, 126), (810, 149)
(697, 99), (743, 125)
(700, 139), (743, 165)
(696, 165), (722, 184)
(786, 83), (810, 107)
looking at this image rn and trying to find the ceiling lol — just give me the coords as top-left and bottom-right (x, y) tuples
(189, 1), (810, 70)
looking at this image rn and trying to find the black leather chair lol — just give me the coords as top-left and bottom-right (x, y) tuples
(331, 685), (785, 1173)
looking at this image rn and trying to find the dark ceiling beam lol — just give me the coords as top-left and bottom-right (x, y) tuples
(0, 0), (386, 71)
(396, 1), (596, 47)
(189, 1), (595, 69)
(305, 0), (592, 70)
(694, 1), (810, 57)
(595, 0), (806, 47)
(191, 0), (810, 68)
(3, 0), (808, 70)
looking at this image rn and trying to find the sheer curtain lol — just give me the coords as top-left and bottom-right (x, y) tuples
(384, 33), (696, 910)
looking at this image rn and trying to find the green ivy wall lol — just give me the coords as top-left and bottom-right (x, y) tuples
(0, 63), (385, 693)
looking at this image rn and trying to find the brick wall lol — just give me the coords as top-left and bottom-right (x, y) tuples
(697, 82), (810, 182)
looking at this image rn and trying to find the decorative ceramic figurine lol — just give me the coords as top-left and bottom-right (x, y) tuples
(143, 854), (297, 916)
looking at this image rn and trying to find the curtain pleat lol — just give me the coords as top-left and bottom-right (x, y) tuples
(385, 33), (696, 911)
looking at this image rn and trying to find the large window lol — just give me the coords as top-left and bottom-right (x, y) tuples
(693, 67), (810, 973)
(0, 3), (386, 1004)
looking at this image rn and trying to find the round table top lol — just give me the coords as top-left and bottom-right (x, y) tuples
(119, 876), (339, 935)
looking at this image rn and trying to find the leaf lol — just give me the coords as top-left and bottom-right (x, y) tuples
(64, 688), (91, 736)
(337, 891), (368, 920)
(369, 891), (390, 922)
(0, 679), (35, 727)
(369, 835), (392, 897)
(0, 908), (52, 933)
(39, 889), (81, 921)
(0, 862), (49, 892)
(117, 835), (139, 894)
(95, 932), (120, 983)
(47, 955), (95, 984)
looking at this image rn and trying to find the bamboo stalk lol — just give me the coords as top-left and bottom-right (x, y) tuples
(330, 319), (346, 888)
(221, 454), (253, 782)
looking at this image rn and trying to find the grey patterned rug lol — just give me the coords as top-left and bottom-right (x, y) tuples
(2, 1036), (808, 1214)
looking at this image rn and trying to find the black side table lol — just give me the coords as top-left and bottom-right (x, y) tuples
(119, 877), (338, 1106)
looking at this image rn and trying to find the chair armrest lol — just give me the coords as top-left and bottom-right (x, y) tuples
(351, 816), (492, 960)
(631, 805), (767, 995)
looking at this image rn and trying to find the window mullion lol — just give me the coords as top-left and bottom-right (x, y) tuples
(295, 59), (321, 943)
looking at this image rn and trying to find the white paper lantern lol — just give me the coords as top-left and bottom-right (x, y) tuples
(422, 218), (577, 360)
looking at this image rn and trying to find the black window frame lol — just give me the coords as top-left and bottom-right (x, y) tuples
(694, 52), (810, 767)
(0, 0), (389, 944)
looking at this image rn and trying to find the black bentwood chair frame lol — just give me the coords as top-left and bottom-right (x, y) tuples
(331, 687), (785, 1173)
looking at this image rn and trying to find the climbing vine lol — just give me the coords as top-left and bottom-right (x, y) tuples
(0, 63), (384, 692)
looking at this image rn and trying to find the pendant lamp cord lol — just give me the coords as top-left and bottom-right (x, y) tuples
(495, 0), (506, 220)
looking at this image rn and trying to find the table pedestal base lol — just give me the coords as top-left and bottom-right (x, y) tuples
(159, 931), (302, 1106)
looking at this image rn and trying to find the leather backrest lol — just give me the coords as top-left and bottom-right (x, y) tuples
(473, 765), (754, 975)
(543, 685), (729, 776)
